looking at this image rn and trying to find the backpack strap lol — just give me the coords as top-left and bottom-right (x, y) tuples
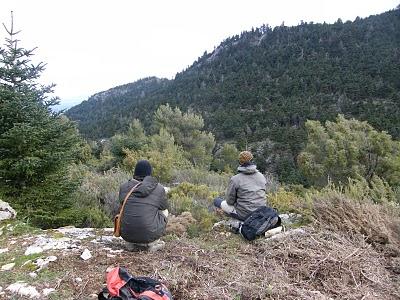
(117, 181), (141, 229)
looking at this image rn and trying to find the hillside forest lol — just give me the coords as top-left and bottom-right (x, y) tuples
(67, 7), (400, 184)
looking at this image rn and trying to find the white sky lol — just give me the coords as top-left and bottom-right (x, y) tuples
(0, 0), (398, 105)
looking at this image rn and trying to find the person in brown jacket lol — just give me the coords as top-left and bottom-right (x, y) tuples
(119, 160), (168, 251)
(214, 151), (267, 222)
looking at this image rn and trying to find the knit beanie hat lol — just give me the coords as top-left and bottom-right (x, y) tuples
(239, 151), (253, 165)
(134, 160), (152, 179)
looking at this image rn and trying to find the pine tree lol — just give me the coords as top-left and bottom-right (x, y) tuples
(298, 115), (400, 188)
(0, 14), (83, 227)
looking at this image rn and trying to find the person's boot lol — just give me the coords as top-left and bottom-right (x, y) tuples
(147, 239), (165, 252)
(124, 241), (148, 252)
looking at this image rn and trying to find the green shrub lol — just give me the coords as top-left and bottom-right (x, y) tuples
(211, 143), (239, 173)
(168, 182), (219, 237)
(189, 206), (218, 237)
(314, 176), (399, 204)
(73, 167), (130, 216)
(122, 129), (191, 183)
(169, 182), (218, 212)
(172, 168), (230, 193)
(268, 188), (302, 213)
(4, 166), (82, 229)
(268, 187), (313, 225)
(58, 207), (112, 228)
(298, 115), (400, 187)
(169, 195), (194, 215)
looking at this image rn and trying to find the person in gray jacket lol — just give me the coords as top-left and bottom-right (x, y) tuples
(119, 160), (168, 250)
(214, 151), (267, 221)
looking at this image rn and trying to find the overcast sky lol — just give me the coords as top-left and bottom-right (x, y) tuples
(0, 0), (398, 106)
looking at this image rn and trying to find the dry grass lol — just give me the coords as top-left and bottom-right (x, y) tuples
(49, 227), (399, 300)
(311, 193), (400, 250)
(166, 212), (197, 236)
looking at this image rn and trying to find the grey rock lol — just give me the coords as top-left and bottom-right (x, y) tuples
(25, 246), (43, 255)
(268, 228), (306, 240)
(279, 213), (302, 225)
(34, 256), (57, 271)
(6, 282), (40, 298)
(55, 227), (95, 239)
(0, 200), (16, 221)
(1, 263), (15, 271)
(42, 288), (55, 296)
(80, 248), (92, 260)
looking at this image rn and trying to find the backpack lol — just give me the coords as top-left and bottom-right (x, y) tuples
(240, 206), (281, 241)
(98, 267), (173, 300)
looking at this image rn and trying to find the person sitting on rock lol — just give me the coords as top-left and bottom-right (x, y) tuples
(118, 160), (168, 251)
(214, 151), (267, 225)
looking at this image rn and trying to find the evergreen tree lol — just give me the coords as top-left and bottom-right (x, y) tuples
(211, 143), (239, 173)
(154, 104), (215, 168)
(0, 16), (83, 227)
(110, 119), (147, 163)
(298, 115), (400, 187)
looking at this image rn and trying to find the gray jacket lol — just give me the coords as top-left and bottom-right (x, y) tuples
(226, 164), (267, 220)
(119, 176), (168, 243)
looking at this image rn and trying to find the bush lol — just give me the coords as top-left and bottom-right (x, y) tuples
(169, 182), (218, 212)
(346, 176), (399, 204)
(122, 129), (191, 183)
(58, 207), (112, 228)
(168, 195), (194, 215)
(4, 167), (82, 229)
(53, 166), (132, 228)
(309, 191), (400, 247)
(172, 168), (230, 193)
(298, 115), (400, 187)
(268, 188), (304, 213)
(73, 167), (130, 217)
(315, 176), (399, 204)
(168, 182), (219, 237)
(211, 143), (239, 173)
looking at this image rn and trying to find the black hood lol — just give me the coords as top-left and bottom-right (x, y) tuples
(133, 176), (158, 197)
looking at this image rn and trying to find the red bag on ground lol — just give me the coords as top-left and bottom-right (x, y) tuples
(98, 267), (173, 300)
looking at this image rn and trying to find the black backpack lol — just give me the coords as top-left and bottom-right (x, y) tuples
(98, 267), (173, 300)
(240, 206), (281, 241)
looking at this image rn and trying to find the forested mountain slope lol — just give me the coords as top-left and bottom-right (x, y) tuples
(66, 8), (400, 182)
(66, 77), (171, 138)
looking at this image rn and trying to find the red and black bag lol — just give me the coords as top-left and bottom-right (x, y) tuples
(98, 267), (173, 300)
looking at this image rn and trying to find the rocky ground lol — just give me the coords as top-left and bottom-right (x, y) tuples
(0, 200), (399, 299)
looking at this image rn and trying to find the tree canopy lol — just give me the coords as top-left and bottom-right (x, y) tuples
(298, 115), (400, 187)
